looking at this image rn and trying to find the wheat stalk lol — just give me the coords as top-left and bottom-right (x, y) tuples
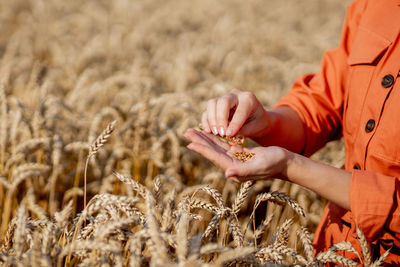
(297, 226), (314, 262)
(127, 234), (144, 267)
(114, 171), (149, 199)
(228, 216), (244, 247)
(357, 228), (372, 266)
(49, 134), (63, 215)
(145, 192), (170, 265)
(254, 191), (305, 217)
(314, 250), (358, 267)
(0, 2), (368, 266)
(231, 181), (254, 215)
(213, 247), (256, 266)
(253, 214), (274, 243)
(371, 247), (391, 267)
(272, 218), (293, 248)
(84, 120), (116, 208)
(200, 185), (226, 209)
(13, 137), (51, 155)
(0, 83), (7, 174)
(176, 198), (189, 265)
(188, 198), (221, 214)
(14, 204), (27, 258)
(153, 175), (162, 201)
(161, 187), (176, 232)
(202, 214), (220, 240)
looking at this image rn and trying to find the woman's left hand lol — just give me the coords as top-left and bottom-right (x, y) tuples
(184, 128), (291, 183)
(185, 128), (352, 210)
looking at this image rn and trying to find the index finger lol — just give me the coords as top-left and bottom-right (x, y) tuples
(226, 94), (256, 136)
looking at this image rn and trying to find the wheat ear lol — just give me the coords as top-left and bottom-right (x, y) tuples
(297, 226), (314, 262)
(84, 120), (116, 208)
(371, 247), (391, 267)
(314, 250), (358, 267)
(231, 181), (254, 215)
(357, 228), (372, 266)
(329, 241), (361, 262)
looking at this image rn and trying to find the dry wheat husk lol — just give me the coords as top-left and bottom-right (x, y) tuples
(0, 0), (357, 266)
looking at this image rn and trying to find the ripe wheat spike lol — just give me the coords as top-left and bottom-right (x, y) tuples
(84, 120), (117, 208)
(0, 1), (379, 266)
(88, 120), (117, 157)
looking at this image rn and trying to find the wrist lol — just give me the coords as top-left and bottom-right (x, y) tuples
(279, 148), (296, 181)
(252, 106), (305, 153)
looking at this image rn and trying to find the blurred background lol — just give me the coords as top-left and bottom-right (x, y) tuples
(0, 0), (351, 263)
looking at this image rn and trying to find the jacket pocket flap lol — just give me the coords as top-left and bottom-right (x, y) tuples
(347, 26), (391, 66)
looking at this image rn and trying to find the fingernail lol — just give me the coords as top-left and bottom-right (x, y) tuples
(212, 126), (218, 135)
(226, 128), (233, 136)
(219, 127), (225, 136)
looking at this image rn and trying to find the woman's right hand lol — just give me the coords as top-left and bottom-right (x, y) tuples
(201, 89), (270, 138)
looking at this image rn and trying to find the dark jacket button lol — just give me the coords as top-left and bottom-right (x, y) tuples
(365, 119), (375, 133)
(353, 163), (361, 170)
(382, 74), (394, 88)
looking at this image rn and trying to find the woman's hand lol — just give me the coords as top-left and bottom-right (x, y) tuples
(184, 128), (290, 182)
(200, 89), (306, 153)
(184, 127), (351, 210)
(201, 89), (270, 138)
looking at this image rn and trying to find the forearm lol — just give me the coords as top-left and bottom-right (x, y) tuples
(252, 106), (306, 153)
(284, 151), (351, 210)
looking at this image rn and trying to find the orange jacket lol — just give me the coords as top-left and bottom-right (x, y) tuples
(276, 0), (400, 264)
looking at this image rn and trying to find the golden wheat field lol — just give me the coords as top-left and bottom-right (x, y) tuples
(0, 0), (390, 266)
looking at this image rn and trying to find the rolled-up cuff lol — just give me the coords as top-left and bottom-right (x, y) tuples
(350, 170), (396, 242)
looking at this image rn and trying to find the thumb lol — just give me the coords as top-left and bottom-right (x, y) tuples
(225, 166), (251, 178)
(225, 168), (238, 178)
(225, 168), (241, 183)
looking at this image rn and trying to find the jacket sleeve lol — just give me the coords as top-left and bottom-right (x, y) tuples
(274, 0), (366, 157)
(351, 171), (400, 245)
